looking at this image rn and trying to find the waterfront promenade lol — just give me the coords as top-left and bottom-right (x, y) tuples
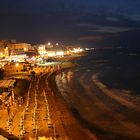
(0, 62), (96, 140)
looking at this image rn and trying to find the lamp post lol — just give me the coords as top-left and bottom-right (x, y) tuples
(47, 42), (51, 46)
(15, 63), (19, 72)
(15, 63), (19, 67)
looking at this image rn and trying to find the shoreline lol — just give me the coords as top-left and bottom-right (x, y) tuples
(47, 64), (98, 140)
(47, 62), (139, 140)
(47, 70), (123, 140)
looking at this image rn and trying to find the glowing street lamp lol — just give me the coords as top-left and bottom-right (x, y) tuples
(47, 42), (51, 46)
(15, 63), (19, 67)
(24, 47), (27, 51)
(0, 52), (3, 58)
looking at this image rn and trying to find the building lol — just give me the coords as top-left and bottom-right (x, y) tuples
(37, 43), (66, 57)
(2, 43), (32, 62)
(4, 62), (31, 73)
(6, 43), (32, 56)
(46, 48), (65, 57)
(0, 40), (12, 58)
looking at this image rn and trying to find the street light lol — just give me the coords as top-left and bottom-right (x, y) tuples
(15, 63), (19, 67)
(47, 42), (51, 46)
(0, 52), (3, 58)
(24, 47), (27, 51)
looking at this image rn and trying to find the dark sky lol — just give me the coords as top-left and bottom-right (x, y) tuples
(0, 0), (140, 46)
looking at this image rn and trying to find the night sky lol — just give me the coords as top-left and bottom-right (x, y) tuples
(0, 0), (140, 47)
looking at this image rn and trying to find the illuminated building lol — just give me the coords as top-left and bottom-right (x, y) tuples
(0, 40), (17, 57)
(37, 43), (65, 57)
(2, 43), (32, 62)
(4, 62), (31, 72)
(6, 43), (31, 56)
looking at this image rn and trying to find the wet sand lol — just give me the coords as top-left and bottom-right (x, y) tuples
(47, 71), (98, 140)
(54, 67), (140, 140)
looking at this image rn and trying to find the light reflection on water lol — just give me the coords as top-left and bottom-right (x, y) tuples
(55, 71), (74, 104)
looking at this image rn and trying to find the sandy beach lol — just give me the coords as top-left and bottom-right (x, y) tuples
(47, 71), (98, 140)
(0, 60), (97, 140)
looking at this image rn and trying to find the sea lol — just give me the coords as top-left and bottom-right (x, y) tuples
(55, 48), (140, 139)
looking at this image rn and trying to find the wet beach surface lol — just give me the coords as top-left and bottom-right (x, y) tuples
(54, 50), (140, 140)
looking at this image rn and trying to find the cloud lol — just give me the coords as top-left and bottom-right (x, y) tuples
(106, 17), (120, 22)
(76, 23), (95, 27)
(78, 35), (105, 41)
(91, 26), (133, 33)
(76, 22), (136, 34)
